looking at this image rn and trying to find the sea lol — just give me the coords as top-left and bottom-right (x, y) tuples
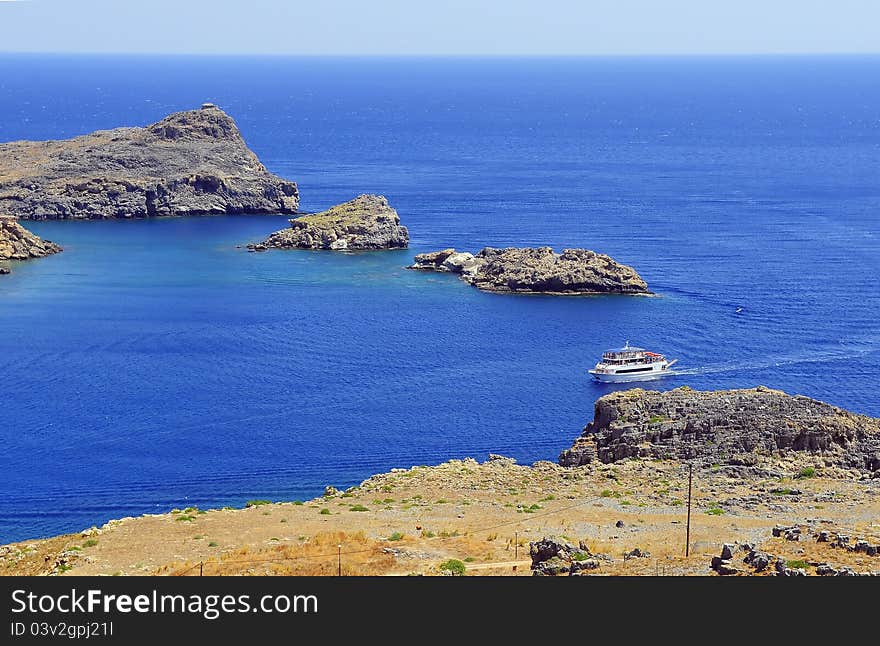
(1, 55), (878, 543)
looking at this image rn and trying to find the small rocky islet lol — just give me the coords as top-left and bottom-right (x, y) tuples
(247, 193), (408, 252)
(407, 246), (650, 295)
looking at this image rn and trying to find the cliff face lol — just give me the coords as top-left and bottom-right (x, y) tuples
(250, 194), (409, 251)
(0, 104), (299, 219)
(559, 386), (880, 473)
(408, 246), (650, 295)
(0, 217), (62, 268)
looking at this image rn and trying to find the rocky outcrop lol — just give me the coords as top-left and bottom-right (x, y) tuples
(0, 104), (299, 219)
(529, 537), (602, 576)
(250, 194), (408, 251)
(559, 386), (880, 473)
(408, 246), (649, 295)
(0, 217), (62, 272)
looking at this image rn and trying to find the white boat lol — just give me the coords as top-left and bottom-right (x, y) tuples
(588, 342), (677, 383)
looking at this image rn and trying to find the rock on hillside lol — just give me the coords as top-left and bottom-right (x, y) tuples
(250, 194), (408, 251)
(559, 386), (880, 473)
(0, 217), (62, 270)
(0, 104), (299, 219)
(407, 246), (649, 295)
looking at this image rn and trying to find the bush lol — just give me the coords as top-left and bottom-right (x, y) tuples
(387, 532), (404, 541)
(797, 467), (816, 479)
(439, 559), (466, 576)
(786, 559), (808, 569)
(349, 504), (369, 512)
(245, 500), (271, 508)
(319, 508), (331, 515)
(82, 539), (99, 548)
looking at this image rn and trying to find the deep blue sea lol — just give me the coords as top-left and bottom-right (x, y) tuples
(1, 55), (878, 542)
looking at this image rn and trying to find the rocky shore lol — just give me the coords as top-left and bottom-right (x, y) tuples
(0, 104), (299, 219)
(0, 217), (62, 273)
(407, 246), (649, 294)
(248, 194), (408, 251)
(559, 386), (880, 474)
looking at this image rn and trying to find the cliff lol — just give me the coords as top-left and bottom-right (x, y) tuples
(559, 386), (880, 473)
(0, 217), (62, 271)
(407, 246), (649, 295)
(249, 194), (409, 251)
(0, 104), (299, 219)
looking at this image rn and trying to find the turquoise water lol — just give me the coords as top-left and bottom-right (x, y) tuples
(1, 55), (879, 542)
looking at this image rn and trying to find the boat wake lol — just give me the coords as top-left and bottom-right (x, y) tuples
(672, 343), (880, 377)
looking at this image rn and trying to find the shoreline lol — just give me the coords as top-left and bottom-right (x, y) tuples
(2, 453), (878, 576)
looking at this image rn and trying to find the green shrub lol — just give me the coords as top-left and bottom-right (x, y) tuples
(175, 515), (196, 522)
(786, 559), (808, 569)
(292, 500), (304, 506)
(82, 539), (99, 548)
(600, 489), (614, 498)
(387, 532), (404, 541)
(319, 508), (331, 515)
(208, 542), (218, 547)
(439, 559), (466, 576)
(648, 415), (665, 424)
(349, 504), (369, 512)
(245, 500), (271, 508)
(797, 467), (816, 479)
(704, 506), (724, 516)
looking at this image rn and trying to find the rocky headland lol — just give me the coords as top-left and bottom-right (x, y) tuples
(248, 194), (408, 251)
(0, 104), (298, 219)
(407, 246), (650, 294)
(0, 216), (62, 273)
(559, 386), (880, 474)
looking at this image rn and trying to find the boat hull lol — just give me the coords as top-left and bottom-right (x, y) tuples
(589, 360), (676, 383)
(589, 369), (673, 383)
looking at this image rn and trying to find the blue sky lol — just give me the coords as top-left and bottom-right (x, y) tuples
(0, 0), (877, 56)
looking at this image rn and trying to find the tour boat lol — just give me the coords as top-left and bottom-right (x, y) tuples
(588, 342), (677, 383)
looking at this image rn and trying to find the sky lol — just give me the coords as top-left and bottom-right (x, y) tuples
(0, 0), (877, 56)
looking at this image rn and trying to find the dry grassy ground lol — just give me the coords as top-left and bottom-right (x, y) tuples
(2, 456), (878, 576)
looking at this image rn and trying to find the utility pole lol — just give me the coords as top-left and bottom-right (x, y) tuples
(685, 462), (693, 557)
(515, 532), (518, 559)
(337, 544), (342, 576)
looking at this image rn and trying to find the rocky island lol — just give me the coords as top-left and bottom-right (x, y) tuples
(407, 246), (650, 294)
(248, 194), (408, 251)
(559, 386), (880, 473)
(0, 104), (298, 219)
(0, 216), (62, 273)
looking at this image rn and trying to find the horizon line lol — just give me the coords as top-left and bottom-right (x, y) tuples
(1, 51), (879, 59)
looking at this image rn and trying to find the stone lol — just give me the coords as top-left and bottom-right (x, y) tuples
(0, 105), (298, 219)
(624, 547), (649, 560)
(569, 558), (600, 573)
(323, 486), (340, 497)
(615, 520), (625, 528)
(817, 530), (831, 542)
(720, 543), (735, 560)
(529, 537), (577, 565)
(532, 556), (569, 576)
(255, 195), (408, 251)
(558, 386), (880, 471)
(408, 246), (650, 295)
